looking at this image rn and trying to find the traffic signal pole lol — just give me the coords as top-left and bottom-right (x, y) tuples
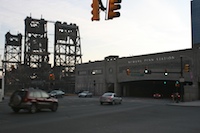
(180, 56), (184, 102)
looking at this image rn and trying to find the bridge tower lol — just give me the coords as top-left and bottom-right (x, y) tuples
(24, 17), (50, 68)
(54, 22), (82, 92)
(54, 22), (82, 74)
(3, 32), (22, 88)
(3, 32), (22, 71)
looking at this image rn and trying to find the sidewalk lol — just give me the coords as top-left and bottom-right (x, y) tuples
(168, 100), (200, 107)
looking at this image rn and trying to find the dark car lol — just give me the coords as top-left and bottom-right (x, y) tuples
(99, 92), (122, 105)
(9, 88), (58, 113)
(49, 90), (65, 98)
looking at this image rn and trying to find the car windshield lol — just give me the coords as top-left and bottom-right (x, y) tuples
(103, 93), (113, 96)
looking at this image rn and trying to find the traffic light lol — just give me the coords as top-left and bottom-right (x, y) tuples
(107, 0), (122, 20)
(164, 69), (168, 76)
(91, 0), (100, 21)
(126, 68), (131, 75)
(175, 81), (180, 87)
(49, 73), (55, 80)
(184, 64), (190, 72)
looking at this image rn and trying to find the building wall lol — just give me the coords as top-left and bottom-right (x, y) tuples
(75, 61), (106, 95)
(75, 48), (200, 101)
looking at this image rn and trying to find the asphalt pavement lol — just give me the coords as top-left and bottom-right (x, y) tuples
(1, 96), (200, 133)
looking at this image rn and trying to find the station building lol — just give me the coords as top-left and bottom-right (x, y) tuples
(75, 44), (200, 101)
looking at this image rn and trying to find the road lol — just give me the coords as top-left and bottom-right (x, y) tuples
(1, 96), (200, 133)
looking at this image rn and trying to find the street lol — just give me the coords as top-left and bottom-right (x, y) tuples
(1, 96), (200, 133)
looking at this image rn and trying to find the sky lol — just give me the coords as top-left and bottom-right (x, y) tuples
(0, 0), (192, 64)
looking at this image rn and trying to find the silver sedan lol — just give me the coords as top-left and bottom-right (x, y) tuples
(99, 92), (122, 105)
(78, 91), (93, 98)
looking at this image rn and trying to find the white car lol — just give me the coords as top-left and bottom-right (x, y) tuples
(78, 91), (93, 98)
(99, 92), (122, 105)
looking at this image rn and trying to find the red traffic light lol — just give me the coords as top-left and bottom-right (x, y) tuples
(49, 73), (55, 80)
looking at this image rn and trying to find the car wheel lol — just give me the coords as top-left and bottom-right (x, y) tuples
(100, 102), (103, 105)
(12, 107), (20, 113)
(51, 103), (58, 112)
(12, 95), (22, 106)
(30, 104), (37, 113)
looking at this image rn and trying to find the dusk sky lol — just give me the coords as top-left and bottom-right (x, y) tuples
(0, 0), (192, 64)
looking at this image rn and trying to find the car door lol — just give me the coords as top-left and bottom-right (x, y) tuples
(33, 90), (43, 108)
(40, 90), (52, 108)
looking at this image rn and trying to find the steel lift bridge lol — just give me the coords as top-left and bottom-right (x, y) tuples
(2, 17), (82, 93)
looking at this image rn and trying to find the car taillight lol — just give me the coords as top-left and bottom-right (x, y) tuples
(108, 96), (112, 99)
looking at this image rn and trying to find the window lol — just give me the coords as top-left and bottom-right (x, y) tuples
(34, 91), (42, 98)
(29, 91), (34, 97)
(92, 69), (103, 75)
(41, 91), (49, 98)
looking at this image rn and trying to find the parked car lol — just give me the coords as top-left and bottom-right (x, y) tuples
(99, 92), (122, 105)
(9, 88), (58, 113)
(49, 90), (65, 98)
(78, 91), (93, 97)
(153, 93), (162, 98)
